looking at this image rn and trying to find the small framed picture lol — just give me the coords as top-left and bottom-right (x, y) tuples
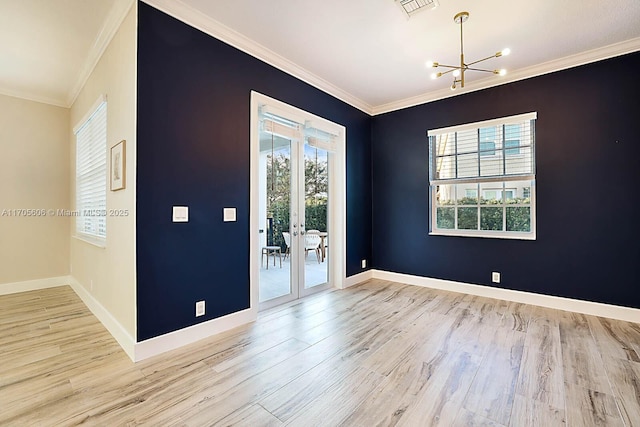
(110, 140), (126, 191)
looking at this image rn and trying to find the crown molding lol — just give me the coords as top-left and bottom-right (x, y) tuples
(141, 0), (374, 115)
(0, 85), (68, 108)
(141, 0), (639, 117)
(66, 0), (135, 108)
(372, 36), (640, 115)
(0, 0), (133, 108)
(11, 2), (638, 115)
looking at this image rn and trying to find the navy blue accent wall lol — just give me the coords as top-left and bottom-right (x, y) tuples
(136, 2), (372, 340)
(372, 52), (640, 308)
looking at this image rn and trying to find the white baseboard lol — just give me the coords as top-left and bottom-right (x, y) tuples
(0, 275), (138, 361)
(8, 269), (637, 364)
(0, 276), (70, 295)
(68, 279), (259, 363)
(343, 270), (374, 288)
(369, 270), (640, 324)
(1, 274), (258, 362)
(133, 307), (257, 361)
(67, 276), (137, 361)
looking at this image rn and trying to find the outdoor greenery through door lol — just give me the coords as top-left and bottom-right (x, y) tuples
(266, 147), (328, 252)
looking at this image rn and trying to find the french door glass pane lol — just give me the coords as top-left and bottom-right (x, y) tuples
(303, 144), (328, 289)
(259, 135), (292, 303)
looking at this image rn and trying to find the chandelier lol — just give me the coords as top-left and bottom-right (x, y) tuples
(427, 11), (510, 90)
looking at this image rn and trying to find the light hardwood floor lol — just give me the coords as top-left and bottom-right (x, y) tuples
(1, 280), (639, 426)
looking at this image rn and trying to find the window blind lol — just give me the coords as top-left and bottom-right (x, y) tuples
(75, 100), (107, 240)
(260, 108), (341, 153)
(261, 117), (303, 141)
(428, 112), (537, 185)
(306, 127), (338, 153)
(305, 119), (340, 153)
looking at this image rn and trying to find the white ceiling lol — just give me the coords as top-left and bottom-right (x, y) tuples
(0, 0), (130, 107)
(2, 0), (640, 113)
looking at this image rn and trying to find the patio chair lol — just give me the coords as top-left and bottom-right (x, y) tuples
(282, 232), (291, 259)
(304, 233), (321, 263)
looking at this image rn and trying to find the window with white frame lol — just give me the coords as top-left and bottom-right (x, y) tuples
(428, 112), (536, 239)
(74, 98), (107, 241)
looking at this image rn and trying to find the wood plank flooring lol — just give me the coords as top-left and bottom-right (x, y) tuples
(1, 280), (639, 426)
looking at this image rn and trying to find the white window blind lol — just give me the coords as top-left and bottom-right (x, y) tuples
(75, 99), (107, 241)
(261, 116), (303, 141)
(260, 105), (342, 153)
(427, 112), (537, 239)
(306, 126), (338, 153)
(428, 112), (537, 183)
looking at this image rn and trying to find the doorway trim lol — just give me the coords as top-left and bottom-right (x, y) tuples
(250, 91), (346, 311)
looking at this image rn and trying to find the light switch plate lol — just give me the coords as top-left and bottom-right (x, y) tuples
(172, 206), (189, 222)
(223, 207), (236, 222)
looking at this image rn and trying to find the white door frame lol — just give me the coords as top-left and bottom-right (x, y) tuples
(250, 91), (346, 311)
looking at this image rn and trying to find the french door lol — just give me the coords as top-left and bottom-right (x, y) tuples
(258, 110), (332, 309)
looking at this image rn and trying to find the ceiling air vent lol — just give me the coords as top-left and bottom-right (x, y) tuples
(396, 0), (439, 18)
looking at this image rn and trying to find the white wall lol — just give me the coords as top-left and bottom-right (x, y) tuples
(69, 4), (137, 338)
(0, 94), (70, 285)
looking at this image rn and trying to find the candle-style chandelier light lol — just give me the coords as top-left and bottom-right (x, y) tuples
(427, 11), (510, 90)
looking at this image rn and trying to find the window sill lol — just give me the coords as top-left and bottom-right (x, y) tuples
(73, 234), (106, 248)
(429, 230), (536, 240)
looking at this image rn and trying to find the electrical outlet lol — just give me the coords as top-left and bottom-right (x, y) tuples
(195, 300), (205, 317)
(492, 272), (501, 283)
(361, 259), (367, 269)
